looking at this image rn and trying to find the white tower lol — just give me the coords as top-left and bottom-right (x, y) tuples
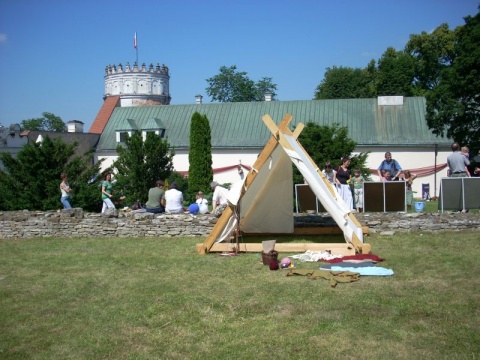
(104, 62), (171, 106)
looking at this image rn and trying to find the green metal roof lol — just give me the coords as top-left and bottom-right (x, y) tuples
(96, 97), (449, 151)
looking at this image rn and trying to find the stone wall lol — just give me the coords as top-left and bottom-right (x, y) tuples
(0, 209), (479, 239)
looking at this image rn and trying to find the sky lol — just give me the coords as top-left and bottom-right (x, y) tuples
(0, 0), (478, 132)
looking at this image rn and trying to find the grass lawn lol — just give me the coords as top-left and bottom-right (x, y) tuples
(1, 232), (479, 359)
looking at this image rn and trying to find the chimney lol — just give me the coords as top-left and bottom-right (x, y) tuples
(67, 120), (84, 133)
(264, 91), (272, 102)
(195, 94), (203, 104)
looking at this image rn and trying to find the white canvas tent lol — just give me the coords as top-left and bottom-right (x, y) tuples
(197, 114), (371, 255)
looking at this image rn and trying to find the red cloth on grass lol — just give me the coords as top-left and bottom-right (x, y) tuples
(322, 254), (385, 263)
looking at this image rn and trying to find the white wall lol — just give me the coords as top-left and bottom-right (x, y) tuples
(95, 146), (450, 198)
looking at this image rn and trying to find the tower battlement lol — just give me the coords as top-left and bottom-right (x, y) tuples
(104, 61), (171, 105)
(105, 62), (169, 75)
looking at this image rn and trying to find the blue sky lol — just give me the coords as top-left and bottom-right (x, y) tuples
(0, 0), (478, 132)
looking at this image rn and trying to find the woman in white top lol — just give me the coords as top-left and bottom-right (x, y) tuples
(165, 182), (184, 214)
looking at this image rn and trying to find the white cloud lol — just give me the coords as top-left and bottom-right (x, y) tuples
(0, 33), (7, 43)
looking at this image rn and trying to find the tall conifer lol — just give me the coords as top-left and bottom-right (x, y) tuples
(187, 112), (213, 202)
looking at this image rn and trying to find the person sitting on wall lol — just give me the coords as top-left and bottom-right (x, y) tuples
(145, 180), (166, 214)
(165, 182), (185, 214)
(210, 181), (228, 217)
(377, 152), (402, 181)
(195, 191), (208, 206)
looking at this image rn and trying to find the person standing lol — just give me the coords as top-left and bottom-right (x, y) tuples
(322, 162), (336, 184)
(145, 180), (166, 214)
(447, 142), (470, 177)
(335, 157), (353, 210)
(377, 152), (402, 180)
(401, 170), (417, 212)
(210, 181), (228, 217)
(101, 173), (116, 213)
(352, 169), (365, 213)
(60, 173), (72, 209)
(164, 182), (184, 214)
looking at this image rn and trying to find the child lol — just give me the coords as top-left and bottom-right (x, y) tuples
(461, 146), (471, 176)
(401, 170), (417, 212)
(322, 162), (336, 184)
(381, 170), (393, 182)
(352, 169), (365, 213)
(195, 191), (208, 206)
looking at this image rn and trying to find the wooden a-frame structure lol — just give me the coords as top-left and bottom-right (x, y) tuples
(196, 114), (371, 255)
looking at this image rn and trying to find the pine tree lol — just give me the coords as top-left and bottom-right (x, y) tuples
(187, 112), (213, 203)
(0, 136), (102, 211)
(113, 131), (174, 205)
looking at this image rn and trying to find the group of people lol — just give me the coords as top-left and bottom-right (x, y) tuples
(58, 170), (230, 216)
(447, 142), (479, 177)
(322, 152), (418, 212)
(60, 144), (479, 213)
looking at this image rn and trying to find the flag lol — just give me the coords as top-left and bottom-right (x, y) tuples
(134, 32), (137, 49)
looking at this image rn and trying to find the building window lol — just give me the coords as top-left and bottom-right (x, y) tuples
(142, 129), (165, 141)
(116, 131), (132, 143)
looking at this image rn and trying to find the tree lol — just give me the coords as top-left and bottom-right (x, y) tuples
(294, 122), (370, 184)
(187, 112), (213, 202)
(113, 131), (174, 205)
(0, 136), (102, 211)
(21, 112), (66, 132)
(376, 47), (415, 96)
(206, 65), (277, 102)
(314, 65), (376, 99)
(421, 13), (480, 149)
(405, 23), (457, 95)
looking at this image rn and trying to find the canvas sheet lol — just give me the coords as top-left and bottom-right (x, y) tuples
(239, 144), (294, 233)
(283, 134), (363, 243)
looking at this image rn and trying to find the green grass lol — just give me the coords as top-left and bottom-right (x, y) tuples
(1, 233), (479, 359)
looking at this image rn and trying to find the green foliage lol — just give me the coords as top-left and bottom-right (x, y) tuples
(294, 122), (370, 184)
(314, 65), (376, 99)
(113, 131), (174, 205)
(167, 171), (189, 195)
(421, 14), (480, 150)
(0, 136), (102, 211)
(187, 112), (213, 203)
(206, 65), (277, 102)
(376, 47), (415, 96)
(21, 112), (66, 132)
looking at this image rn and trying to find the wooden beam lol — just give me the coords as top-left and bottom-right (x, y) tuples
(195, 242), (358, 255)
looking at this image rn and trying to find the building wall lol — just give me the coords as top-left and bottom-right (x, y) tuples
(95, 146), (451, 198)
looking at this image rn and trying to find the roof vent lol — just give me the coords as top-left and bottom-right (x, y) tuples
(264, 91), (273, 102)
(378, 96), (403, 106)
(195, 94), (203, 104)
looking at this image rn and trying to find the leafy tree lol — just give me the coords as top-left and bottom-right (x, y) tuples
(187, 112), (213, 203)
(314, 65), (376, 99)
(420, 13), (480, 149)
(405, 23), (457, 95)
(376, 47), (415, 96)
(294, 122), (370, 184)
(113, 131), (174, 205)
(0, 136), (102, 211)
(206, 65), (277, 102)
(21, 112), (66, 132)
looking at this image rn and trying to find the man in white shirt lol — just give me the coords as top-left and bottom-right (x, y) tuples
(211, 181), (228, 217)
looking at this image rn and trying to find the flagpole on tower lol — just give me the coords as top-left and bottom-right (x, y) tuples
(134, 32), (138, 64)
